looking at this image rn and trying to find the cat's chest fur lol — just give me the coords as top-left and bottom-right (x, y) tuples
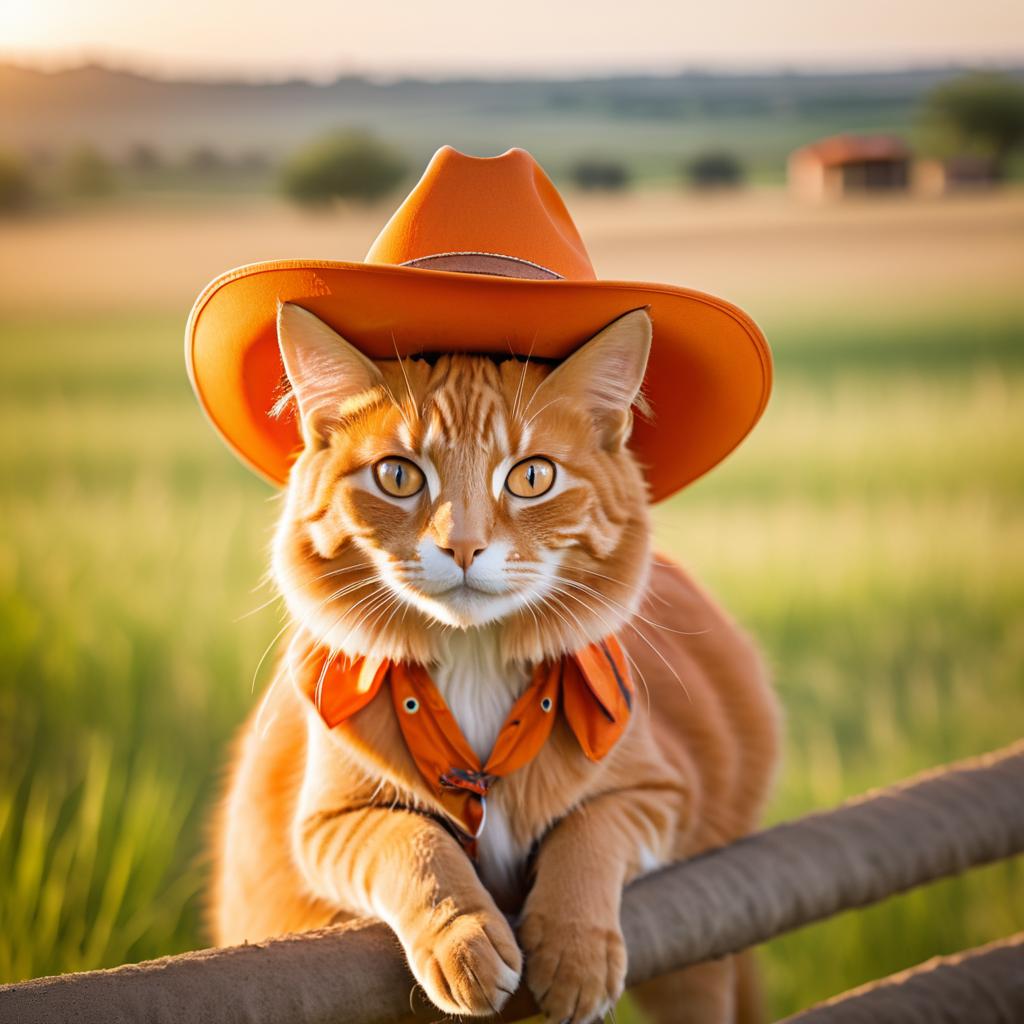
(432, 629), (531, 891)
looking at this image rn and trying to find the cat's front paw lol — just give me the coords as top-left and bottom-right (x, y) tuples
(409, 908), (522, 1017)
(519, 912), (627, 1024)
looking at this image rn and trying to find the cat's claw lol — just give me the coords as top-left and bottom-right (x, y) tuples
(410, 909), (522, 1017)
(520, 912), (626, 1024)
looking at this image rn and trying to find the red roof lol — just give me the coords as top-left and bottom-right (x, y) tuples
(792, 134), (912, 167)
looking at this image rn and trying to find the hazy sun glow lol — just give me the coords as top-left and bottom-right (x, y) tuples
(0, 0), (1022, 79)
(2, 1), (61, 50)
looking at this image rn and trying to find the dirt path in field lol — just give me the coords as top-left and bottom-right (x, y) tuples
(1, 189), (1022, 319)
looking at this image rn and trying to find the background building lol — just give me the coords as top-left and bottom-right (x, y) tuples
(789, 134), (913, 200)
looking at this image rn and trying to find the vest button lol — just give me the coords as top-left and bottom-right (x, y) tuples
(403, 697), (419, 714)
(540, 696), (553, 712)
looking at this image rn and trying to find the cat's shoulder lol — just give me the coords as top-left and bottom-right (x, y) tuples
(633, 553), (766, 683)
(644, 555), (735, 626)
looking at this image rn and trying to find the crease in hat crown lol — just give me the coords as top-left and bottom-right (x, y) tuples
(364, 146), (597, 281)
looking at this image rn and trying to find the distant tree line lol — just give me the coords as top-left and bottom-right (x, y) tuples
(269, 73), (1024, 207)
(2, 71), (1023, 215)
(0, 144), (116, 211)
(566, 150), (748, 192)
(0, 141), (275, 213)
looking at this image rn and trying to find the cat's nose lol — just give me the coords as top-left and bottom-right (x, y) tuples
(439, 539), (487, 571)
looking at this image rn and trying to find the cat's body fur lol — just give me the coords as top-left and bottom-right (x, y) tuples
(211, 305), (780, 1024)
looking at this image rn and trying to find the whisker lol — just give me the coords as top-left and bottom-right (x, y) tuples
(377, 594), (406, 640)
(543, 582), (652, 713)
(390, 333), (420, 425)
(545, 582), (636, 662)
(331, 590), (400, 658)
(380, 376), (413, 433)
(311, 646), (334, 716)
(622, 617), (689, 700)
(321, 575), (387, 604)
(292, 579), (387, 677)
(522, 394), (565, 431)
(537, 592), (582, 648)
(311, 585), (392, 709)
(546, 582), (687, 701)
(249, 618), (295, 696)
(550, 573), (708, 637)
(546, 591), (594, 649)
(254, 673), (283, 741)
(563, 559), (675, 610)
(235, 563), (377, 622)
(511, 335), (537, 423)
(517, 590), (546, 653)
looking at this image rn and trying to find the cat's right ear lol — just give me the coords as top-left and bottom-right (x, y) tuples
(276, 303), (383, 444)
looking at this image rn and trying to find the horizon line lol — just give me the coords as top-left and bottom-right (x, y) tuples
(3, 49), (1024, 88)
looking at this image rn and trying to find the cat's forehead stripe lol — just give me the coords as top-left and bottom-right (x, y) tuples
(421, 358), (513, 456)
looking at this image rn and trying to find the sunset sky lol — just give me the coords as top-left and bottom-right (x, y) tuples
(3, 0), (1024, 79)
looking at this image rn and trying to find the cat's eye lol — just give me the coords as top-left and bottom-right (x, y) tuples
(373, 458), (425, 498)
(505, 457), (556, 499)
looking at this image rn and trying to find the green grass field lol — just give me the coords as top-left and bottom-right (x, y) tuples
(0, 301), (1021, 1017)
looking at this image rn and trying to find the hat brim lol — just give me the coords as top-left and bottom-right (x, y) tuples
(185, 260), (771, 503)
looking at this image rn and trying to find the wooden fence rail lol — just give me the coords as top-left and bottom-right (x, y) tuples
(781, 934), (1024, 1023)
(1, 742), (1022, 1024)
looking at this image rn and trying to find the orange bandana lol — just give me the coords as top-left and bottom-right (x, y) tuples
(301, 638), (633, 847)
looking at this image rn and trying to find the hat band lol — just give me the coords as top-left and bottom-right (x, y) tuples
(400, 251), (563, 280)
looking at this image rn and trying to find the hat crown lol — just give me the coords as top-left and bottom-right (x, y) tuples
(364, 146), (597, 281)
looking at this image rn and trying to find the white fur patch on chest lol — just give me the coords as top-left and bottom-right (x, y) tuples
(432, 628), (527, 762)
(432, 629), (531, 889)
(475, 792), (525, 896)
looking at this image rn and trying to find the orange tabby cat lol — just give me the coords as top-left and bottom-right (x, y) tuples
(211, 302), (780, 1024)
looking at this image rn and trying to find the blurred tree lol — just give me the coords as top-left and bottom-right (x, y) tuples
(685, 149), (745, 189)
(280, 131), (408, 206)
(186, 145), (227, 175)
(127, 143), (163, 174)
(27, 146), (56, 171)
(65, 145), (116, 197)
(0, 151), (34, 213)
(923, 72), (1024, 178)
(237, 149), (271, 174)
(569, 157), (630, 191)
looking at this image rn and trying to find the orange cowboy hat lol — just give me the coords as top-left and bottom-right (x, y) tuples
(185, 146), (771, 502)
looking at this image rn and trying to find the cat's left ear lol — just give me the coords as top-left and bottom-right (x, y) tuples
(276, 302), (384, 444)
(538, 307), (652, 451)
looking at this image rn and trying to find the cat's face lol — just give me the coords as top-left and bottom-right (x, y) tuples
(272, 304), (653, 664)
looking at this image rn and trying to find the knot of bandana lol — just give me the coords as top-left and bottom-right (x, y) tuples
(440, 767), (495, 798)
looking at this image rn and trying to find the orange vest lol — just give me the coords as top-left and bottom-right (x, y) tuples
(301, 638), (633, 848)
